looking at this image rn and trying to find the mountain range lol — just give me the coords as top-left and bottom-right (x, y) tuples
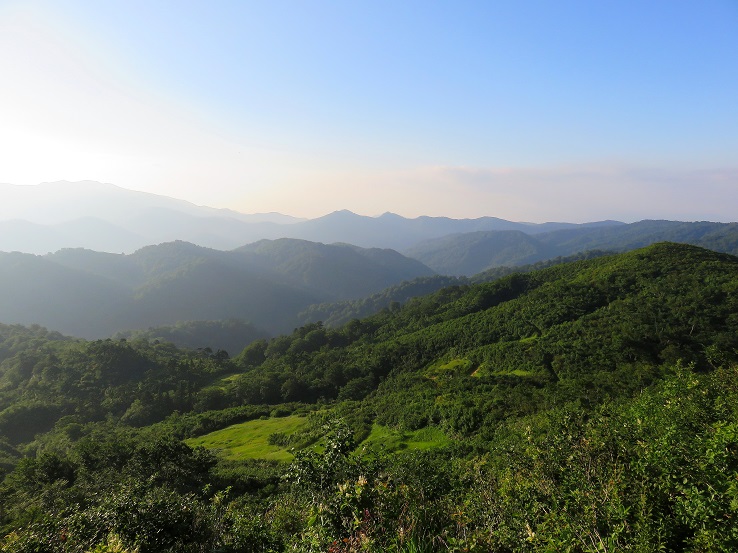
(0, 239), (433, 346)
(0, 181), (622, 253)
(3, 242), (738, 550)
(2, 180), (738, 352)
(408, 220), (738, 275)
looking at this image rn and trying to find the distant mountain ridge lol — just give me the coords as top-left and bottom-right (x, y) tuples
(4, 180), (737, 281)
(0, 180), (624, 253)
(0, 239), (434, 343)
(0, 181), (304, 225)
(0, 181), (304, 253)
(235, 239), (433, 300)
(408, 220), (738, 275)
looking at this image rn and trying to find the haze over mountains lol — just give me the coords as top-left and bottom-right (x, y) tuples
(0, 181), (622, 253)
(2, 180), (738, 351)
(0, 239), (433, 344)
(408, 220), (738, 275)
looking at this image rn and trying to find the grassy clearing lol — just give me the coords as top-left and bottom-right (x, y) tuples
(186, 414), (308, 461)
(470, 337), (542, 377)
(492, 369), (537, 377)
(425, 358), (473, 379)
(187, 417), (450, 461)
(472, 364), (539, 378)
(359, 424), (451, 454)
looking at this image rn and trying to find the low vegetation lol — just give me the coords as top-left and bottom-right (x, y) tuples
(186, 414), (309, 461)
(1, 242), (737, 551)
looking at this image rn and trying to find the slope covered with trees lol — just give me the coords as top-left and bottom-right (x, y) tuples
(112, 319), (268, 355)
(404, 230), (550, 275)
(408, 220), (738, 275)
(1, 243), (737, 551)
(236, 239), (434, 300)
(0, 239), (434, 340)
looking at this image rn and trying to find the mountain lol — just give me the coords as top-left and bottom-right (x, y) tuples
(230, 241), (738, 407)
(405, 230), (551, 275)
(0, 217), (145, 255)
(297, 274), (464, 327)
(0, 180), (304, 225)
(537, 219), (738, 255)
(297, 251), (616, 328)
(0, 251), (131, 338)
(5, 180), (736, 278)
(0, 239), (434, 341)
(236, 239), (434, 300)
(0, 181), (624, 253)
(112, 319), (267, 354)
(407, 220), (738, 275)
(0, 181), (304, 254)
(281, 210), (624, 250)
(2, 243), (738, 551)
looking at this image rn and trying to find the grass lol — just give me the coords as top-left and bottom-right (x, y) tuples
(492, 368), (537, 377)
(425, 358), (473, 379)
(359, 424), (451, 454)
(186, 414), (308, 461)
(187, 417), (451, 461)
(472, 363), (538, 378)
(470, 337), (543, 377)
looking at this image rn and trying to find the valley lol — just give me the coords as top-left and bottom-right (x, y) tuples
(1, 242), (737, 551)
(3, 1), (735, 549)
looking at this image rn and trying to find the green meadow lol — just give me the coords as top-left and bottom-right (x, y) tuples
(359, 423), (451, 453)
(186, 414), (309, 461)
(187, 416), (451, 462)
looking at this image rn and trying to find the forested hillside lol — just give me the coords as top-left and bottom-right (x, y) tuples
(112, 319), (268, 355)
(1, 243), (737, 552)
(297, 250), (620, 328)
(408, 220), (738, 275)
(236, 239), (434, 300)
(0, 239), (433, 341)
(297, 275), (464, 328)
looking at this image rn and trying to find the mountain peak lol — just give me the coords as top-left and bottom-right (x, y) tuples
(378, 212), (404, 220)
(315, 210), (362, 220)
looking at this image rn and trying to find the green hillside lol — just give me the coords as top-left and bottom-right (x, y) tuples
(407, 220), (738, 275)
(0, 239), (434, 340)
(237, 238), (434, 300)
(405, 229), (550, 275)
(1, 243), (738, 551)
(113, 319), (268, 354)
(298, 251), (613, 329)
(297, 274), (463, 327)
(186, 414), (309, 461)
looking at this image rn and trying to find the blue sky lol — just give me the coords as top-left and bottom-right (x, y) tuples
(1, 0), (736, 221)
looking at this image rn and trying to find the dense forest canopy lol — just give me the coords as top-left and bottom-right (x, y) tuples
(0, 242), (737, 551)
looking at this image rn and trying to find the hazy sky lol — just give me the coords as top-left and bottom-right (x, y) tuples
(1, 0), (736, 222)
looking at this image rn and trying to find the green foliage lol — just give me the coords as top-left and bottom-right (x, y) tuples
(409, 219), (738, 276)
(113, 318), (268, 358)
(447, 364), (738, 551)
(298, 275), (463, 328)
(0, 334), (237, 442)
(2, 243), (738, 551)
(1, 239), (435, 340)
(186, 415), (310, 461)
(360, 424), (451, 453)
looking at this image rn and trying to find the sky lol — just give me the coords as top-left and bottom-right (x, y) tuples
(1, 0), (737, 222)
